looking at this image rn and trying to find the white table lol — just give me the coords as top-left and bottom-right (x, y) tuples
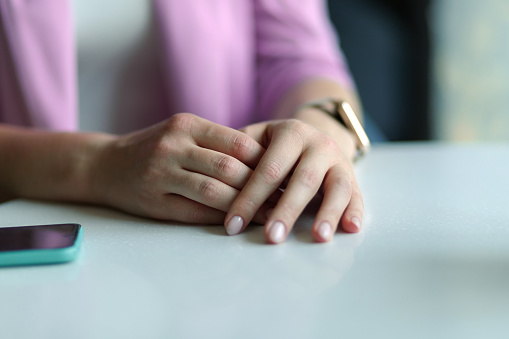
(1, 143), (509, 339)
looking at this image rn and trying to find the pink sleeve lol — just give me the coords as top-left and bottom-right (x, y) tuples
(0, 0), (76, 130)
(254, 0), (354, 119)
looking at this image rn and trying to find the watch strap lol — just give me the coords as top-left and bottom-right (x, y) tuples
(299, 98), (371, 159)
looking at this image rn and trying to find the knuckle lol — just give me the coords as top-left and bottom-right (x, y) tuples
(298, 168), (322, 189)
(165, 113), (195, 133)
(230, 134), (253, 158)
(214, 155), (239, 177)
(189, 207), (206, 223)
(261, 161), (285, 184)
(151, 137), (173, 158)
(321, 135), (341, 154)
(284, 119), (309, 140)
(198, 179), (220, 200)
(332, 176), (353, 196)
(285, 119), (305, 131)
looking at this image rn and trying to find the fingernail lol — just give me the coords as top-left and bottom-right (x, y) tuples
(226, 216), (244, 235)
(268, 221), (286, 243)
(317, 221), (332, 241)
(351, 217), (361, 231)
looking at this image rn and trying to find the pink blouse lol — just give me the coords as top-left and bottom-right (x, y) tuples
(0, 0), (352, 131)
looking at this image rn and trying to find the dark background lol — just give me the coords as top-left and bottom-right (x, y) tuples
(328, 0), (433, 141)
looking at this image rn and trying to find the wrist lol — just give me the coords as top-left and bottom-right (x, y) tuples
(295, 98), (370, 161)
(294, 107), (357, 162)
(81, 133), (118, 205)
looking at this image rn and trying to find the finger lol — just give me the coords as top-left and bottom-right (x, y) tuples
(225, 130), (303, 236)
(173, 170), (241, 212)
(263, 154), (329, 244)
(148, 194), (226, 224)
(339, 185), (363, 234)
(190, 116), (265, 168)
(311, 166), (357, 242)
(172, 170), (272, 225)
(182, 145), (253, 189)
(239, 121), (282, 145)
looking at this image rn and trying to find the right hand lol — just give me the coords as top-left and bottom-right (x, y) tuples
(90, 113), (269, 224)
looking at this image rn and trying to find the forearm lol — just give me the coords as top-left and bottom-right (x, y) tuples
(0, 124), (114, 203)
(271, 78), (363, 161)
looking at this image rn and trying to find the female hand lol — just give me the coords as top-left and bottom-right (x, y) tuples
(90, 113), (271, 224)
(224, 119), (363, 243)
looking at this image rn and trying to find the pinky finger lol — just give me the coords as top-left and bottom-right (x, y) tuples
(339, 187), (364, 234)
(311, 170), (354, 242)
(312, 169), (363, 242)
(152, 195), (226, 224)
(154, 195), (271, 227)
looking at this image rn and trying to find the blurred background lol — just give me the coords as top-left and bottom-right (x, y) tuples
(328, 0), (509, 142)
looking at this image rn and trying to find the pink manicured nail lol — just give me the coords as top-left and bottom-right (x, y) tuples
(226, 216), (244, 235)
(317, 221), (332, 241)
(268, 221), (286, 243)
(351, 217), (361, 231)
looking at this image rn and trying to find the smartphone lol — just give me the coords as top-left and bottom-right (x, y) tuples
(0, 223), (83, 267)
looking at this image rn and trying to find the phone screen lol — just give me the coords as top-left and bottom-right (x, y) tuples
(0, 224), (81, 252)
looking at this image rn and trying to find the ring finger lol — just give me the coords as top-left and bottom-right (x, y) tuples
(173, 170), (271, 224)
(312, 165), (356, 242)
(182, 146), (253, 189)
(264, 153), (330, 243)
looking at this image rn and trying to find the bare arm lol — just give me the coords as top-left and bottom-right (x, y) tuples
(0, 117), (271, 224)
(0, 124), (112, 203)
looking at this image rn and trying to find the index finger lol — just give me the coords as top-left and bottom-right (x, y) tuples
(190, 116), (265, 169)
(224, 127), (303, 236)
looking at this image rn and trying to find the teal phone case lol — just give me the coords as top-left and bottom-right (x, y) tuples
(0, 225), (83, 267)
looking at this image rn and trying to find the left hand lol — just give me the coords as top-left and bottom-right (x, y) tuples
(224, 119), (364, 243)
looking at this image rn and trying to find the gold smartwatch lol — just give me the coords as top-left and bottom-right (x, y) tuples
(300, 98), (371, 159)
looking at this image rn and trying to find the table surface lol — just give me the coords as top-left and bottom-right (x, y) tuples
(1, 142), (509, 339)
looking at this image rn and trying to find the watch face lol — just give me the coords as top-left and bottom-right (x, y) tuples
(337, 102), (371, 156)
